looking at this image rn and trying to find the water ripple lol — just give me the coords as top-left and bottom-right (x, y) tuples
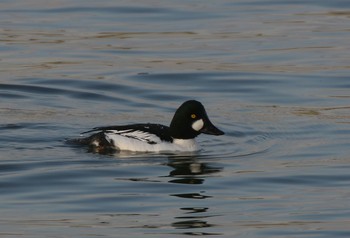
(1, 1), (350, 237)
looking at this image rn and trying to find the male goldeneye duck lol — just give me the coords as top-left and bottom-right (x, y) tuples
(73, 100), (224, 153)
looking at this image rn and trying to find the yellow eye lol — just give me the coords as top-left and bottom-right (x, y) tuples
(191, 114), (196, 119)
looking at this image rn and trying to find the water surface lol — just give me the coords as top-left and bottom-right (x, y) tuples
(1, 0), (350, 237)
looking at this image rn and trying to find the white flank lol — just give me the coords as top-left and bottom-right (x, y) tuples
(104, 130), (199, 152)
(191, 119), (204, 131)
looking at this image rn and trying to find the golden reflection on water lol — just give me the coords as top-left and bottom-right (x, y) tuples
(294, 106), (350, 123)
(1, 2), (350, 238)
(2, 6), (350, 76)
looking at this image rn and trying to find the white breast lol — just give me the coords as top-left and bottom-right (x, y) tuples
(172, 138), (199, 151)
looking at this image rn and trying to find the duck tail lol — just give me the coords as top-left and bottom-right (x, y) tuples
(66, 132), (109, 147)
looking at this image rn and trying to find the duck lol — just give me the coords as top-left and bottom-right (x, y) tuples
(72, 100), (224, 153)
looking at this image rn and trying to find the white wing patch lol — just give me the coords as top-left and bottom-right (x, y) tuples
(101, 129), (199, 152)
(105, 129), (162, 144)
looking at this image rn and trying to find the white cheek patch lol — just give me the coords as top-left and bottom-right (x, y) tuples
(192, 119), (204, 131)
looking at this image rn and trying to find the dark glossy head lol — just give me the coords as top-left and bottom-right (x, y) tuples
(169, 100), (225, 139)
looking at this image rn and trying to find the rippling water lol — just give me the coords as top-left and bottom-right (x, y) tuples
(1, 0), (350, 237)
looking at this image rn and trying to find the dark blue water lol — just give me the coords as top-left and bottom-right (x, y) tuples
(1, 1), (350, 237)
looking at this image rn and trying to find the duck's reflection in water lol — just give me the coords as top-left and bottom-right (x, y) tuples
(166, 155), (223, 236)
(167, 155), (222, 184)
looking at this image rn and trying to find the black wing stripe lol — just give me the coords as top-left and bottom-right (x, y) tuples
(82, 124), (173, 142)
